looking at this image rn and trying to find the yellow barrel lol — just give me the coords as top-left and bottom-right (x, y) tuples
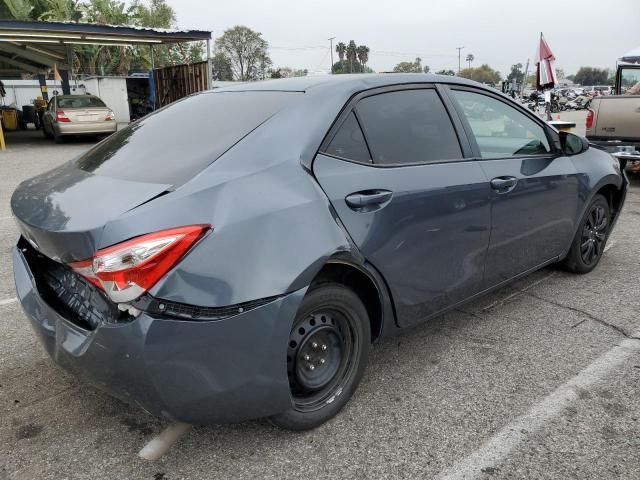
(1, 109), (18, 131)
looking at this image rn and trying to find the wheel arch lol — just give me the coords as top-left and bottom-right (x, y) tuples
(561, 175), (625, 261)
(596, 182), (625, 220)
(308, 258), (395, 342)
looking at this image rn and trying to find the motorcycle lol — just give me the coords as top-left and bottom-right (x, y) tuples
(565, 95), (592, 110)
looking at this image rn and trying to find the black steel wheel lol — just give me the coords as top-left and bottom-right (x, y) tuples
(562, 194), (610, 274)
(287, 309), (357, 412)
(270, 284), (370, 430)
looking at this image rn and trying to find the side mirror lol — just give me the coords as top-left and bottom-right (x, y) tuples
(559, 131), (589, 155)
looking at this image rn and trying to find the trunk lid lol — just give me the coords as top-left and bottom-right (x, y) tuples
(64, 107), (110, 123)
(11, 161), (170, 263)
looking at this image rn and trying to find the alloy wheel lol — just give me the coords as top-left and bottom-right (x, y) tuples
(580, 204), (608, 266)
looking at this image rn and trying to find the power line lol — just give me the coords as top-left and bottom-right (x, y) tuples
(314, 48), (331, 72)
(268, 45), (457, 58)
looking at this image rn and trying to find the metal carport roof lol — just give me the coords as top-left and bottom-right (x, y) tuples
(0, 20), (211, 75)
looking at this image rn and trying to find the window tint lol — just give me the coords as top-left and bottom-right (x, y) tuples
(75, 91), (300, 186)
(355, 89), (462, 165)
(451, 90), (551, 158)
(57, 96), (107, 108)
(325, 112), (371, 162)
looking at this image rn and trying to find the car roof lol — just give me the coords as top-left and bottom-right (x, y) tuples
(207, 73), (483, 94)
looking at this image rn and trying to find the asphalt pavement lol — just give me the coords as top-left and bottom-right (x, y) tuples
(1, 128), (639, 480)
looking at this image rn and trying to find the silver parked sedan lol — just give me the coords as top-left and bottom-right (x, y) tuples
(42, 94), (117, 143)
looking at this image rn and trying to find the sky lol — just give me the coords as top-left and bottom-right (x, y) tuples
(166, 0), (640, 77)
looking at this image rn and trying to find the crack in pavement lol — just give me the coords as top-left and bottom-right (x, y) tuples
(526, 291), (639, 340)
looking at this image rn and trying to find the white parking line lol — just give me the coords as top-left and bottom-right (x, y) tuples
(0, 297), (18, 306)
(604, 240), (616, 253)
(436, 331), (640, 480)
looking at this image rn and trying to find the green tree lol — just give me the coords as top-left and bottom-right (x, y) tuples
(2, 0), (33, 18)
(356, 45), (369, 69)
(212, 52), (233, 80)
(332, 60), (373, 74)
(346, 40), (357, 73)
(331, 40), (372, 74)
(127, 0), (203, 68)
(506, 63), (524, 84)
(458, 64), (501, 85)
(253, 53), (272, 80)
(214, 25), (270, 81)
(270, 67), (307, 78)
(335, 42), (346, 62)
(393, 57), (423, 73)
(573, 67), (610, 86)
(465, 53), (474, 69)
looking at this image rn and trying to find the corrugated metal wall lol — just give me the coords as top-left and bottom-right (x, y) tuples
(153, 61), (209, 108)
(82, 77), (130, 123)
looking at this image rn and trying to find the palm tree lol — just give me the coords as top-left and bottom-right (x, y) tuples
(356, 45), (370, 70)
(346, 40), (357, 73)
(336, 42), (347, 63)
(466, 54), (475, 69)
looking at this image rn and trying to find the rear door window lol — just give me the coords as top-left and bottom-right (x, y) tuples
(354, 89), (462, 165)
(57, 96), (107, 108)
(324, 112), (371, 162)
(75, 91), (300, 186)
(450, 90), (551, 158)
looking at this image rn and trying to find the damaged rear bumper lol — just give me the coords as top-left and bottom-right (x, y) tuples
(13, 246), (304, 424)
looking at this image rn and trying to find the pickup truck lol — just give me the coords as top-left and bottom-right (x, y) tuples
(586, 64), (640, 168)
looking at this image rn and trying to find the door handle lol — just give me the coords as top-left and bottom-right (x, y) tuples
(345, 190), (393, 209)
(490, 176), (518, 193)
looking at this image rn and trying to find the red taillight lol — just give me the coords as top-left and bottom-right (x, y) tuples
(586, 109), (594, 129)
(69, 225), (210, 303)
(56, 109), (71, 123)
(104, 110), (115, 121)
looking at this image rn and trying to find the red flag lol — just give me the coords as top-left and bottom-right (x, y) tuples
(535, 33), (557, 90)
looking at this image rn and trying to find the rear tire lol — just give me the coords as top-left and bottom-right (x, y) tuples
(42, 123), (53, 139)
(562, 194), (610, 274)
(270, 284), (370, 431)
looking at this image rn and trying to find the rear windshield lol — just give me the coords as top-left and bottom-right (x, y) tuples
(58, 96), (106, 108)
(76, 91), (300, 186)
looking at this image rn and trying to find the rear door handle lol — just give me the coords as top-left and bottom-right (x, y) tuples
(345, 190), (393, 209)
(490, 176), (518, 193)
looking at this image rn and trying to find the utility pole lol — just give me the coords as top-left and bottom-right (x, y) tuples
(521, 58), (530, 98)
(328, 37), (335, 74)
(456, 46), (464, 74)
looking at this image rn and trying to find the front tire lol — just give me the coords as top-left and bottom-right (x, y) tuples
(270, 284), (370, 431)
(562, 194), (610, 274)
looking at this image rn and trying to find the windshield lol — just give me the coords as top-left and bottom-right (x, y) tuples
(57, 96), (107, 108)
(75, 91), (301, 186)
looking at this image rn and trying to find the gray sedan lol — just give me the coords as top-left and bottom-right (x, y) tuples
(42, 94), (117, 142)
(11, 75), (627, 430)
